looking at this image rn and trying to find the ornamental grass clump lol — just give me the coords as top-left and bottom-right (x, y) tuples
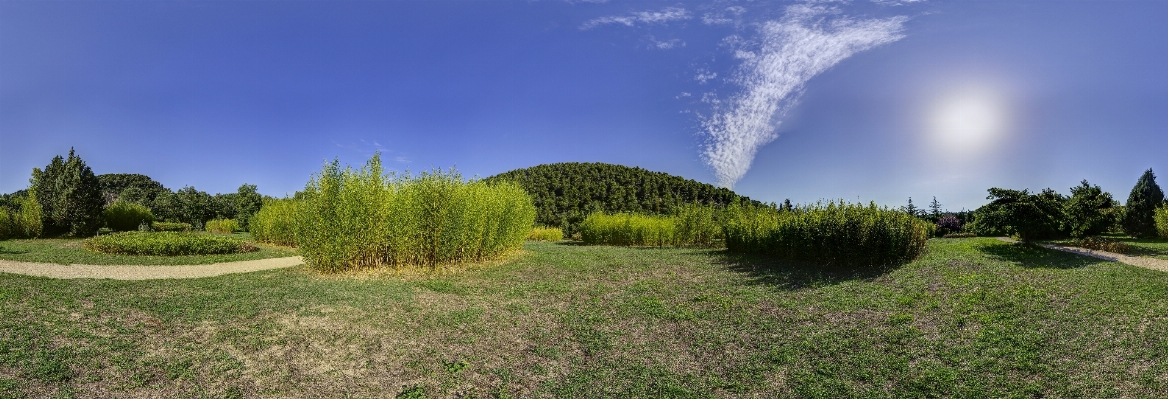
(723, 201), (933, 269)
(151, 221), (192, 232)
(1156, 205), (1168, 239)
(103, 200), (154, 232)
(205, 218), (240, 234)
(528, 226), (564, 242)
(580, 213), (676, 247)
(293, 154), (536, 273)
(249, 199), (298, 247)
(83, 231), (257, 256)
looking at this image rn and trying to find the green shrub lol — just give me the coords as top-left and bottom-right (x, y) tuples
(1064, 180), (1117, 238)
(293, 154), (536, 272)
(1067, 236), (1132, 254)
(674, 204), (722, 247)
(723, 201), (932, 268)
(83, 231), (257, 256)
(0, 196), (44, 239)
(528, 226), (564, 242)
(1121, 169), (1164, 238)
(580, 213), (676, 247)
(205, 218), (240, 234)
(249, 198), (298, 247)
(103, 200), (155, 232)
(942, 232), (977, 238)
(1155, 205), (1168, 239)
(151, 221), (192, 232)
(968, 188), (1067, 241)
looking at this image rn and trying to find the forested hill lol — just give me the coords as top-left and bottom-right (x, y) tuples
(484, 162), (760, 234)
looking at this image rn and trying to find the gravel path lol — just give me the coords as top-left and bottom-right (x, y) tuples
(0, 256), (304, 280)
(995, 237), (1168, 272)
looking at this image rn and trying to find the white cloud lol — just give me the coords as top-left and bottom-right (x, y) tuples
(701, 5), (907, 188)
(650, 37), (685, 49)
(580, 7), (691, 30)
(702, 6), (746, 25)
(694, 70), (718, 84)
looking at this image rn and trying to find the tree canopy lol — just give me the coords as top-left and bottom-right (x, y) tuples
(484, 162), (760, 235)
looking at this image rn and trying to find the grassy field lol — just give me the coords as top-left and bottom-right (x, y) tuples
(1048, 235), (1168, 260)
(1, 238), (1167, 398)
(0, 234), (296, 266)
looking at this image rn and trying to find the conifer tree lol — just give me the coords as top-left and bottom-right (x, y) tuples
(30, 148), (105, 236)
(1121, 169), (1165, 238)
(929, 196), (943, 219)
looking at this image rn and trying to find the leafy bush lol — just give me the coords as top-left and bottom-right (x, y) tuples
(151, 221), (192, 232)
(1067, 236), (1132, 254)
(249, 198), (299, 247)
(1121, 169), (1165, 238)
(580, 213), (677, 247)
(935, 214), (962, 236)
(723, 201), (932, 268)
(967, 188), (1067, 241)
(205, 218), (240, 234)
(103, 201), (155, 232)
(0, 196), (44, 239)
(674, 204), (722, 247)
(83, 231), (257, 256)
(1064, 180), (1117, 238)
(942, 232), (977, 238)
(293, 154), (536, 272)
(1155, 205), (1168, 239)
(528, 227), (564, 242)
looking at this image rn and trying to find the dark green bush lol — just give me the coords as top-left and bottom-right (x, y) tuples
(967, 188), (1066, 241)
(1064, 180), (1117, 238)
(103, 201), (155, 232)
(249, 198), (298, 247)
(723, 201), (932, 268)
(31, 148), (105, 236)
(151, 221), (192, 232)
(83, 231), (257, 256)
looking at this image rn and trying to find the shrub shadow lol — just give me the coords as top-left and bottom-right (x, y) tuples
(975, 241), (1107, 269)
(698, 250), (896, 291)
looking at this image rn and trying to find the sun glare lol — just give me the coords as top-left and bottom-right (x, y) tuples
(929, 87), (1006, 151)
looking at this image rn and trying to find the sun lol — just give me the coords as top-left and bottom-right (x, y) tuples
(929, 87), (1006, 150)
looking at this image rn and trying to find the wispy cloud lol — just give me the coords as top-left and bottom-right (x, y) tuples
(702, 6), (746, 25)
(701, 5), (907, 187)
(580, 7), (691, 30)
(649, 36), (685, 49)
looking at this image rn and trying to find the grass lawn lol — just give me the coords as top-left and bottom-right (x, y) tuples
(0, 234), (297, 266)
(1048, 235), (1168, 260)
(1, 238), (1167, 398)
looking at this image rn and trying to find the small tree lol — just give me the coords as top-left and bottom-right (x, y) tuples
(901, 197), (923, 218)
(234, 184), (263, 231)
(1064, 180), (1117, 238)
(30, 148), (105, 236)
(928, 196), (943, 219)
(1121, 169), (1165, 238)
(967, 188), (1066, 241)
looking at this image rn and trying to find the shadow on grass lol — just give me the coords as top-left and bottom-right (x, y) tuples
(0, 245), (28, 255)
(701, 250), (895, 291)
(975, 240), (1107, 269)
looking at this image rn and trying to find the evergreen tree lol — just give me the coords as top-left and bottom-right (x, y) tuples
(30, 148), (105, 236)
(929, 196), (943, 219)
(781, 199), (794, 212)
(1121, 169), (1165, 238)
(901, 197), (921, 217)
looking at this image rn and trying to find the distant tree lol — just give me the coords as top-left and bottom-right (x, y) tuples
(174, 186), (214, 228)
(928, 196), (943, 219)
(1064, 180), (1117, 238)
(901, 197), (923, 218)
(97, 173), (167, 205)
(781, 199), (794, 212)
(967, 187), (1067, 241)
(1121, 169), (1165, 238)
(233, 184), (263, 231)
(30, 148), (105, 236)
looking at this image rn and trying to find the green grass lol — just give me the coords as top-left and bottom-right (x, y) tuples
(0, 234), (296, 265)
(1, 238), (1167, 397)
(1048, 234), (1168, 260)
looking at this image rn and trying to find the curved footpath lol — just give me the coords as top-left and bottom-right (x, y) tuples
(0, 256), (304, 280)
(995, 237), (1168, 272)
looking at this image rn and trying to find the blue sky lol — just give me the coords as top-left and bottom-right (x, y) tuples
(2, 0), (1165, 210)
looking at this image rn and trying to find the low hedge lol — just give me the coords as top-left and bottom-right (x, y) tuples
(205, 218), (240, 234)
(527, 226), (564, 242)
(152, 221), (193, 232)
(83, 231), (257, 256)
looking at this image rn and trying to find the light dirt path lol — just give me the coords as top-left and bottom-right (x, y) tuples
(994, 237), (1168, 272)
(0, 256), (304, 280)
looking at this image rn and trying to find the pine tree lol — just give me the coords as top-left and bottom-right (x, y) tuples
(929, 196), (943, 219)
(30, 148), (105, 236)
(901, 197), (921, 217)
(1121, 169), (1165, 238)
(781, 199), (794, 212)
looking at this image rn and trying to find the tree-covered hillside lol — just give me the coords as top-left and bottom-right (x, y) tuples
(484, 162), (761, 235)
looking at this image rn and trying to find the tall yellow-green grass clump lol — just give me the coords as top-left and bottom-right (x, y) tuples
(205, 218), (240, 234)
(249, 198), (298, 247)
(0, 196), (43, 239)
(723, 201), (933, 268)
(1155, 204), (1168, 239)
(580, 213), (677, 247)
(294, 154), (536, 272)
(528, 226), (564, 242)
